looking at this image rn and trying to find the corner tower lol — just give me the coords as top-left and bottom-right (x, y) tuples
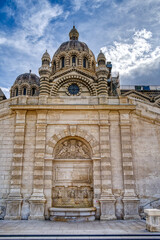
(39, 50), (51, 95)
(96, 51), (109, 96)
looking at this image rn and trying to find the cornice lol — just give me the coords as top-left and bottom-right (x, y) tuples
(10, 104), (136, 111)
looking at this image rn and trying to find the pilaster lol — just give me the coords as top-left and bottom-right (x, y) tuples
(29, 110), (47, 220)
(99, 111), (116, 220)
(119, 110), (140, 220)
(5, 110), (27, 220)
(109, 111), (124, 219)
(93, 157), (101, 219)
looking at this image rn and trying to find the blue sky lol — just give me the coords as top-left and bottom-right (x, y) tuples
(0, 0), (160, 98)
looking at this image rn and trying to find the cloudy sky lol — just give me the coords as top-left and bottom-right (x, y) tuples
(0, 0), (160, 98)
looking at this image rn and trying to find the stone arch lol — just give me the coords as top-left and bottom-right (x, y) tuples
(10, 84), (19, 97)
(52, 51), (68, 71)
(81, 52), (91, 69)
(50, 75), (97, 96)
(19, 83), (31, 95)
(30, 84), (39, 96)
(46, 126), (99, 159)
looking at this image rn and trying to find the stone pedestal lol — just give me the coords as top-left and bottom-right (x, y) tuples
(100, 195), (116, 220)
(123, 196), (140, 220)
(29, 195), (46, 220)
(4, 195), (22, 220)
(144, 209), (160, 232)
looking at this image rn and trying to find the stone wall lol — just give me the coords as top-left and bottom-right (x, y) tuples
(0, 96), (160, 220)
(0, 100), (15, 219)
(132, 114), (160, 215)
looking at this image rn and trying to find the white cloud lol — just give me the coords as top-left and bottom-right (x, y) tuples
(101, 29), (160, 77)
(0, 0), (64, 58)
(0, 37), (6, 45)
(20, 1), (63, 38)
(134, 29), (152, 39)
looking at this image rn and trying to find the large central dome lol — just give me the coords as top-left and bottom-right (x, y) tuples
(54, 40), (90, 56)
(52, 26), (95, 61)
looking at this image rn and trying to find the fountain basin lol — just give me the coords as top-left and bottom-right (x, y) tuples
(49, 207), (96, 222)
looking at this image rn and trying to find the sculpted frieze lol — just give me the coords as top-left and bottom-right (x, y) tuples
(52, 186), (93, 208)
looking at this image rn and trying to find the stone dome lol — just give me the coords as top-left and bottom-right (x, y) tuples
(14, 72), (40, 86)
(54, 40), (91, 56)
(51, 26), (96, 75)
(10, 71), (40, 98)
(53, 26), (95, 60)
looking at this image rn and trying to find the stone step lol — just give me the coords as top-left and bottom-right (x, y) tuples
(0, 234), (160, 240)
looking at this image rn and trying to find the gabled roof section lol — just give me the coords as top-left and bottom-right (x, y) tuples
(122, 90), (152, 102)
(0, 88), (7, 100)
(122, 90), (160, 107)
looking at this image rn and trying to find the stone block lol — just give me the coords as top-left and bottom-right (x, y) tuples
(144, 209), (160, 232)
(100, 195), (116, 220)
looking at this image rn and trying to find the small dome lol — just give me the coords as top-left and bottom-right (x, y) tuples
(97, 50), (106, 61)
(97, 50), (106, 66)
(10, 71), (40, 98)
(42, 50), (51, 60)
(14, 72), (40, 86)
(69, 26), (79, 40)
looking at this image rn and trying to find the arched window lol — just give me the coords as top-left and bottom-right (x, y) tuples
(72, 55), (76, 66)
(83, 57), (87, 68)
(23, 87), (26, 95)
(32, 88), (36, 96)
(53, 61), (56, 71)
(15, 88), (18, 96)
(92, 61), (95, 71)
(61, 57), (65, 68)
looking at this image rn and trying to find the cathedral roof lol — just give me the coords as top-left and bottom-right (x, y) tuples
(14, 72), (40, 86)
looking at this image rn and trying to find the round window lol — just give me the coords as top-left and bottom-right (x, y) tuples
(68, 84), (79, 95)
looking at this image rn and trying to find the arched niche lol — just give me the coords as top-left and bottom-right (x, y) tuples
(52, 137), (93, 208)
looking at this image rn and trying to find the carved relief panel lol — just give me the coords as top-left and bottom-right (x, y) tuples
(53, 186), (93, 208)
(54, 139), (90, 159)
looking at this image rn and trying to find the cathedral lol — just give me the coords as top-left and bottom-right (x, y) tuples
(0, 26), (160, 221)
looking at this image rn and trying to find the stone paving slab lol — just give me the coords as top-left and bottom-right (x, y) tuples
(1, 220), (160, 240)
(0, 220), (148, 235)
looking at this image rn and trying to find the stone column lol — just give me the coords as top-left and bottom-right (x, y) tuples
(119, 110), (140, 219)
(29, 110), (47, 220)
(99, 111), (116, 220)
(5, 110), (26, 220)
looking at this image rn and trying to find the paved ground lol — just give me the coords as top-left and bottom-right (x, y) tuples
(0, 220), (148, 234)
